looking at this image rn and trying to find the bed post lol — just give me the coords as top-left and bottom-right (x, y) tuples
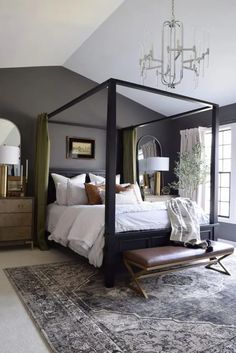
(104, 79), (117, 287)
(210, 105), (219, 239)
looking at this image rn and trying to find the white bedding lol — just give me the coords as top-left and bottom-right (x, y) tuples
(47, 201), (209, 268)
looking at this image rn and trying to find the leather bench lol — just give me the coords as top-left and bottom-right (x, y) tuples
(123, 241), (234, 298)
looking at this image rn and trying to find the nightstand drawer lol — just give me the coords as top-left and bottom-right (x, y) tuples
(0, 199), (32, 213)
(0, 227), (32, 241)
(0, 213), (32, 227)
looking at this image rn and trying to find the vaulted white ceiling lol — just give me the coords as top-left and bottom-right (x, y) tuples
(1, 0), (236, 116)
(65, 0), (236, 116)
(0, 0), (124, 67)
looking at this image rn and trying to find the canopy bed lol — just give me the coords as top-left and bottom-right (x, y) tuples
(37, 78), (219, 287)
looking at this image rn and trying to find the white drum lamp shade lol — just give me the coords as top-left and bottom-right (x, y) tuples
(146, 157), (169, 172)
(0, 145), (20, 165)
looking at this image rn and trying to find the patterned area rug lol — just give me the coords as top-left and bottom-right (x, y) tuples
(4, 256), (236, 353)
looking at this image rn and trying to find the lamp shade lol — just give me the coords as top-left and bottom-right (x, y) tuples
(146, 157), (169, 172)
(0, 146), (20, 165)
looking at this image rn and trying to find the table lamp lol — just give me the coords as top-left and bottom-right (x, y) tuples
(146, 157), (169, 195)
(0, 146), (20, 197)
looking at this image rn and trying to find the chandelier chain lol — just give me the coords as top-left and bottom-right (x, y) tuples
(172, 0), (175, 19)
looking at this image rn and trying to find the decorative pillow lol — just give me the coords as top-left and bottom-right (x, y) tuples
(89, 173), (120, 185)
(56, 182), (68, 205)
(84, 183), (103, 205)
(120, 182), (143, 203)
(51, 173), (86, 188)
(88, 173), (105, 185)
(51, 173), (86, 205)
(67, 181), (88, 205)
(116, 190), (139, 204)
(100, 189), (138, 205)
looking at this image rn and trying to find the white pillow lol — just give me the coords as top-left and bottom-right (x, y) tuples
(51, 173), (87, 205)
(67, 181), (88, 205)
(56, 182), (68, 205)
(121, 182), (143, 203)
(89, 173), (120, 185)
(116, 190), (138, 205)
(100, 189), (138, 205)
(51, 173), (86, 187)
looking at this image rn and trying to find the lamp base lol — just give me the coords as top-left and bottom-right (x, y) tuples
(0, 165), (8, 198)
(154, 171), (161, 196)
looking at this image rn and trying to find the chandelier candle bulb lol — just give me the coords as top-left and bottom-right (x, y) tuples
(20, 164), (23, 186)
(25, 159), (28, 182)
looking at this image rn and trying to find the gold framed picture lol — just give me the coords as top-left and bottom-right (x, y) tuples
(66, 137), (95, 159)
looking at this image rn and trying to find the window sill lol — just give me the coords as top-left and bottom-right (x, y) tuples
(218, 217), (236, 225)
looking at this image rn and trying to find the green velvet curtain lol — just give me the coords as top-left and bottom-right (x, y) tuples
(35, 113), (50, 250)
(123, 128), (137, 184)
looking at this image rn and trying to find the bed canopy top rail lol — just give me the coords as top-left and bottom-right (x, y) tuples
(48, 78), (217, 124)
(47, 78), (219, 287)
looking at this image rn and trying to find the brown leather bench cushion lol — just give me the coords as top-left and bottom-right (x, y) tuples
(124, 241), (234, 268)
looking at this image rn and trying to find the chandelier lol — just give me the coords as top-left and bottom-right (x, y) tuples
(139, 0), (210, 88)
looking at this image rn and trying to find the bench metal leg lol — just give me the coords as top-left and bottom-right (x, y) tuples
(205, 254), (231, 276)
(124, 259), (149, 299)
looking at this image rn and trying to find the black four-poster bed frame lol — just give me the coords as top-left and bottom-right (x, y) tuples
(48, 78), (219, 287)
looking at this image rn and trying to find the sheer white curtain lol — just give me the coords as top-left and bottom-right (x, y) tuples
(141, 140), (158, 158)
(179, 127), (207, 208)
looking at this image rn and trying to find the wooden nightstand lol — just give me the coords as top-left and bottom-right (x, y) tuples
(0, 197), (34, 248)
(144, 195), (176, 202)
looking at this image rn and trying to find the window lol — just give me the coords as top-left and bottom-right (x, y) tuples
(205, 124), (236, 223)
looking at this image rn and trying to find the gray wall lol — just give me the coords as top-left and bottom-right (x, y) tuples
(49, 123), (106, 170)
(0, 66), (163, 195)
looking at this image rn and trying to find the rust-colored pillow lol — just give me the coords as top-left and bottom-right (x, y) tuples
(85, 183), (132, 205)
(115, 184), (132, 193)
(84, 183), (103, 205)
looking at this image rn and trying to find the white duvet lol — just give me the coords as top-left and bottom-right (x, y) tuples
(47, 201), (208, 268)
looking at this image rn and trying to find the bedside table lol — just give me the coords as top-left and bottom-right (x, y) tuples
(0, 197), (34, 249)
(144, 195), (176, 202)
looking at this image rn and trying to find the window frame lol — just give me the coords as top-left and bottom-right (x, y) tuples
(205, 123), (236, 223)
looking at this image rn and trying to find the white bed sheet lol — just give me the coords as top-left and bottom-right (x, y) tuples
(47, 202), (209, 268)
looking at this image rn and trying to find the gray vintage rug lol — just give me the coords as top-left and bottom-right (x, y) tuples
(4, 255), (236, 353)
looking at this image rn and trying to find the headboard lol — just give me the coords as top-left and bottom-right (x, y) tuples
(48, 168), (106, 204)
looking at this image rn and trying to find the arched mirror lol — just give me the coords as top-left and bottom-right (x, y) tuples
(137, 135), (169, 196)
(0, 119), (21, 197)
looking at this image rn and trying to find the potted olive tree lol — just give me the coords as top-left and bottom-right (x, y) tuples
(170, 143), (208, 200)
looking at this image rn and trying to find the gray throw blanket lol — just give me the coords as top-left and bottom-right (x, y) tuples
(167, 197), (208, 248)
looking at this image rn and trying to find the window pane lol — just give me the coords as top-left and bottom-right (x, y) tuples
(220, 173), (230, 187)
(223, 159), (231, 172)
(220, 188), (230, 202)
(223, 145), (231, 159)
(219, 202), (230, 218)
(223, 130), (231, 145)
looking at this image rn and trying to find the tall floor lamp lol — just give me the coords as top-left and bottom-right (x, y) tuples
(0, 146), (20, 198)
(146, 157), (169, 195)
